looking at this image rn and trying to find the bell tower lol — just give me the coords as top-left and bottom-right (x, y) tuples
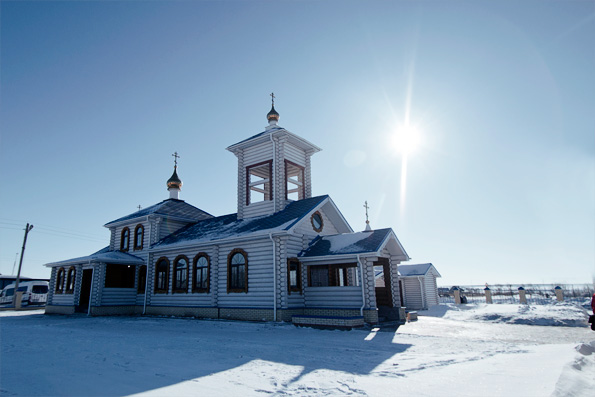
(226, 95), (321, 219)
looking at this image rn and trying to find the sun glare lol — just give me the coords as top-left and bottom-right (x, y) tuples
(390, 124), (422, 155)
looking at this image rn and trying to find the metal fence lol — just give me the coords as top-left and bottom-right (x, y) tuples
(438, 283), (594, 307)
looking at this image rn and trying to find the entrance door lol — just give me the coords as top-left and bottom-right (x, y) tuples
(76, 269), (93, 313)
(374, 258), (393, 308)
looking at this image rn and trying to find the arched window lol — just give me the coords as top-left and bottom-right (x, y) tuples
(55, 267), (65, 294)
(137, 265), (147, 294)
(227, 249), (248, 293)
(173, 256), (189, 293)
(311, 211), (324, 233)
(65, 267), (76, 294)
(155, 258), (170, 293)
(134, 225), (144, 250)
(120, 228), (130, 251)
(193, 253), (210, 293)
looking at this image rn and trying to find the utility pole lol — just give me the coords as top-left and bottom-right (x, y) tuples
(12, 252), (19, 275)
(13, 223), (34, 308)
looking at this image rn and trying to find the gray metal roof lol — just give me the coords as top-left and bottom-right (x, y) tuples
(399, 263), (441, 277)
(45, 247), (145, 267)
(105, 199), (212, 226)
(298, 228), (393, 258)
(154, 195), (330, 248)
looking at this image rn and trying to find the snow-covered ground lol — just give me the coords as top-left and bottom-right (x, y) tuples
(1, 303), (593, 396)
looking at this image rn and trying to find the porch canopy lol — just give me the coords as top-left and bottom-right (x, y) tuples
(44, 247), (145, 268)
(298, 228), (409, 262)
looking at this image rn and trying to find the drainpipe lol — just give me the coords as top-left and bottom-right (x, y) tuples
(269, 233), (277, 322)
(357, 254), (365, 317)
(87, 261), (94, 316)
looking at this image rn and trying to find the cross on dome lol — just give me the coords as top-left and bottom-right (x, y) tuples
(267, 92), (279, 124)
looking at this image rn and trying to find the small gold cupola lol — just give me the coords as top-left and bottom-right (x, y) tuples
(167, 152), (182, 199)
(267, 92), (279, 125)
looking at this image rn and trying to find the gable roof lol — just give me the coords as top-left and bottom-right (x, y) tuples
(399, 263), (441, 277)
(105, 199), (212, 227)
(45, 246), (145, 267)
(154, 195), (329, 248)
(226, 125), (322, 153)
(298, 228), (394, 258)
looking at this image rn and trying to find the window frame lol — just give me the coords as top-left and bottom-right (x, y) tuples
(120, 227), (130, 251)
(287, 258), (302, 294)
(308, 263), (358, 287)
(172, 255), (189, 293)
(246, 160), (273, 205)
(55, 267), (65, 294)
(227, 248), (248, 293)
(192, 253), (210, 293)
(134, 224), (144, 251)
(65, 266), (76, 294)
(154, 257), (170, 294)
(310, 211), (324, 233)
(285, 160), (305, 201)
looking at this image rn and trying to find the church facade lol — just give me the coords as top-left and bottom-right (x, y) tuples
(45, 102), (410, 325)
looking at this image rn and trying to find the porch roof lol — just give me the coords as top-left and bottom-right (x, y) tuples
(298, 228), (394, 258)
(399, 263), (441, 277)
(44, 247), (145, 267)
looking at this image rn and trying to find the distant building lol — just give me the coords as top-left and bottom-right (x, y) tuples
(45, 101), (410, 325)
(398, 263), (442, 310)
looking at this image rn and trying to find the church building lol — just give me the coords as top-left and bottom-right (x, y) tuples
(45, 99), (410, 326)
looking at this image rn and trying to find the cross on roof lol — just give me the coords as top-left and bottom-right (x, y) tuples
(137, 205), (142, 211)
(270, 92), (275, 106)
(364, 201), (370, 224)
(172, 151), (180, 167)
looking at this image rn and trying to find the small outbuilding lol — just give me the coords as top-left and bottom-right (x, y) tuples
(398, 263), (441, 310)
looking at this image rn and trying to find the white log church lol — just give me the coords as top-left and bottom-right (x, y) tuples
(45, 99), (410, 327)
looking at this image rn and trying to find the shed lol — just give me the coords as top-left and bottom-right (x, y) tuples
(398, 263), (441, 310)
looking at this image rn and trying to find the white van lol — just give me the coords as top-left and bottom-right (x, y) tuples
(0, 281), (49, 306)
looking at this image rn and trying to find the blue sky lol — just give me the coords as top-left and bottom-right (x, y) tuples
(1, 1), (593, 286)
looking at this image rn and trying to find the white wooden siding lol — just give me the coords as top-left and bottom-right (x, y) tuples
(215, 239), (274, 308)
(158, 219), (190, 240)
(284, 143), (306, 166)
(102, 288), (137, 305)
(244, 201), (275, 218)
(51, 294), (75, 306)
(304, 286), (363, 308)
(402, 277), (424, 310)
(243, 141), (273, 166)
(293, 208), (339, 238)
(424, 274), (439, 306)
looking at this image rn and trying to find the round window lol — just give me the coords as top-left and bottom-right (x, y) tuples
(311, 212), (323, 232)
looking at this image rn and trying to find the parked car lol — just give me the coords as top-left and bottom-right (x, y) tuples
(0, 281), (49, 306)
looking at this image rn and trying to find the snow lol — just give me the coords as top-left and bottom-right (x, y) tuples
(1, 303), (593, 396)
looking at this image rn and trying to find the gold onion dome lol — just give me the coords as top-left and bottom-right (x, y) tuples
(267, 105), (279, 122)
(167, 166), (182, 189)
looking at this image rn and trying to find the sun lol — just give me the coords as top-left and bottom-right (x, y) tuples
(390, 123), (422, 156)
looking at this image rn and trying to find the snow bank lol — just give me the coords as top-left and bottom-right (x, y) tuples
(421, 302), (589, 327)
(552, 341), (595, 397)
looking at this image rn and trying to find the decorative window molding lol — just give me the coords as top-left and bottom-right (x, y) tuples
(55, 267), (65, 294)
(173, 255), (189, 293)
(65, 266), (76, 294)
(154, 257), (170, 294)
(287, 258), (302, 294)
(246, 160), (272, 205)
(193, 253), (210, 293)
(120, 228), (130, 251)
(310, 211), (324, 233)
(285, 160), (305, 201)
(134, 224), (144, 251)
(227, 248), (248, 293)
(137, 265), (147, 294)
